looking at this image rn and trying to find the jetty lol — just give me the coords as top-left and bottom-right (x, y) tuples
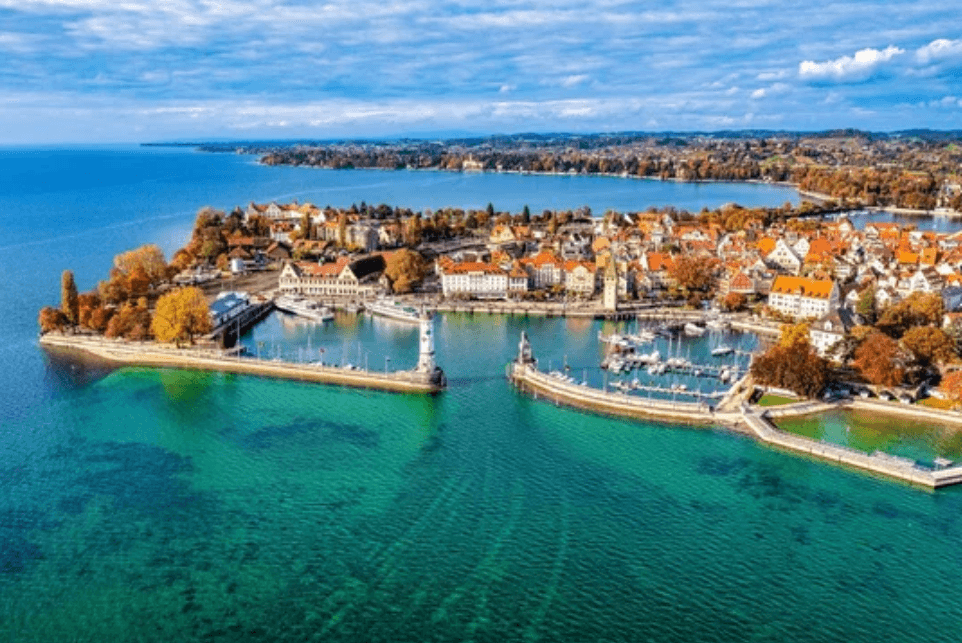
(39, 313), (445, 395)
(507, 331), (962, 489)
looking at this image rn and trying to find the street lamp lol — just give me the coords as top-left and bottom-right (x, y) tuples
(384, 356), (391, 373)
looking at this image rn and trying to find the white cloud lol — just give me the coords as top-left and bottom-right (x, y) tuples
(799, 45), (904, 81)
(560, 74), (589, 88)
(916, 38), (962, 64)
(499, 84), (516, 93)
(756, 70), (788, 81)
(750, 88), (766, 99)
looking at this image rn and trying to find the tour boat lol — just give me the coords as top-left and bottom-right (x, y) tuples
(683, 322), (706, 337)
(274, 295), (335, 322)
(365, 298), (424, 323)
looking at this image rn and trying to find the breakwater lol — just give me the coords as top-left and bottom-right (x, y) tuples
(39, 334), (445, 394)
(508, 360), (726, 427)
(508, 352), (962, 488)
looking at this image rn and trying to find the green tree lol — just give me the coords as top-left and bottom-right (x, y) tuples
(521, 204), (531, 224)
(61, 270), (79, 325)
(856, 287), (876, 323)
(151, 287), (212, 346)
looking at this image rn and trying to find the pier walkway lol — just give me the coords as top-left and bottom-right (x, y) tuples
(740, 407), (962, 489)
(39, 334), (445, 394)
(508, 332), (962, 489)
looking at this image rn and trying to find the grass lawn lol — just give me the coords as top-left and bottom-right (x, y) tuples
(917, 397), (957, 410)
(757, 393), (798, 407)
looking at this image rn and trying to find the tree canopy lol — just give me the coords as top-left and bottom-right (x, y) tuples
(750, 323), (829, 397)
(151, 287), (211, 345)
(668, 256), (718, 294)
(853, 330), (905, 386)
(901, 326), (956, 367)
(384, 249), (427, 294)
(61, 270), (78, 325)
(114, 244), (168, 287)
(876, 292), (944, 338)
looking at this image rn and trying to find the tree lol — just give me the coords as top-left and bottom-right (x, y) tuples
(384, 249), (427, 294)
(901, 326), (956, 367)
(856, 287), (876, 323)
(939, 370), (962, 404)
(151, 287), (212, 346)
(722, 291), (747, 312)
(61, 270), (79, 325)
(853, 331), (905, 386)
(669, 256), (718, 294)
(750, 325), (829, 397)
(877, 292), (944, 338)
(88, 305), (113, 333)
(38, 307), (69, 334)
(77, 292), (101, 329)
(486, 202), (495, 220)
(98, 268), (129, 305)
(114, 244), (168, 287)
(337, 212), (348, 247)
(126, 265), (151, 298)
(521, 204), (531, 224)
(105, 299), (152, 341)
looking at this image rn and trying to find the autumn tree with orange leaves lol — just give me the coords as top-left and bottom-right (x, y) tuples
(853, 331), (905, 387)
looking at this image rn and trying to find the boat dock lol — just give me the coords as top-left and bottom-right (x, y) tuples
(39, 334), (446, 395)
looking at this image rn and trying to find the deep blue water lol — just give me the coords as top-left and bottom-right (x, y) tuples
(3, 147), (962, 642)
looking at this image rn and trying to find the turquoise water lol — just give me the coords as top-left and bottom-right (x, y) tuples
(4, 147), (962, 641)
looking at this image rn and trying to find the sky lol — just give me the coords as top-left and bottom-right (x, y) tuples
(1, 0), (961, 143)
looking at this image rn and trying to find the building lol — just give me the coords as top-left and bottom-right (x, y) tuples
(563, 260), (598, 296)
(767, 276), (839, 319)
(278, 255), (386, 299)
(767, 239), (803, 274)
(603, 255), (618, 311)
(209, 291), (250, 327)
(809, 308), (856, 359)
(441, 261), (509, 298)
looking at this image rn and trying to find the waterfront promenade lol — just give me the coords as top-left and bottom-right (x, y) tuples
(39, 333), (445, 394)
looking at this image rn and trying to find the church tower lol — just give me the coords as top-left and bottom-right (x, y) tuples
(603, 254), (618, 312)
(416, 312), (436, 373)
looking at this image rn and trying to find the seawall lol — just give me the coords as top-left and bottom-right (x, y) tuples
(508, 359), (962, 488)
(39, 334), (444, 394)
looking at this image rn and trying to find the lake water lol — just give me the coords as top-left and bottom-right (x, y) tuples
(3, 146), (962, 642)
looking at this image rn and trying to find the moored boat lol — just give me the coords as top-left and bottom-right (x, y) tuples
(365, 298), (424, 323)
(275, 295), (335, 322)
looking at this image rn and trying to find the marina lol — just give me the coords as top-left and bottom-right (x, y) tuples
(510, 330), (962, 489)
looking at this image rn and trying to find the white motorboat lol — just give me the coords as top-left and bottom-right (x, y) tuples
(711, 345), (734, 357)
(275, 295), (335, 322)
(365, 298), (424, 323)
(683, 322), (706, 337)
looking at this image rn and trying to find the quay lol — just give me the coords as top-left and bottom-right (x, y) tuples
(39, 318), (446, 395)
(508, 331), (962, 489)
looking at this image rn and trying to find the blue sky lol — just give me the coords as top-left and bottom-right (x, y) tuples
(1, 0), (961, 143)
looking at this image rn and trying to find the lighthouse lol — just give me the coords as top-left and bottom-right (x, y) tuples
(416, 312), (436, 373)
